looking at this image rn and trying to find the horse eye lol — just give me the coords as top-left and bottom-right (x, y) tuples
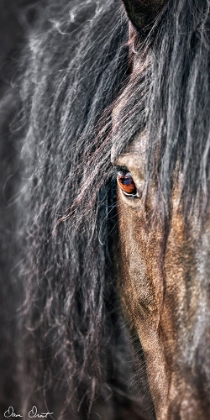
(117, 170), (137, 196)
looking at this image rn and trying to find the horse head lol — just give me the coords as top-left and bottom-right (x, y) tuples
(113, 0), (210, 418)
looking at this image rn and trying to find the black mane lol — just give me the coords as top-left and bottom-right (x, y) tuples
(1, 0), (152, 418)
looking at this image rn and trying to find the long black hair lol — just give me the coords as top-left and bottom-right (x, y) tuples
(12, 0), (152, 418)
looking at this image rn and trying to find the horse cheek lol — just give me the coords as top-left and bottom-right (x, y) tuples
(116, 192), (169, 419)
(163, 209), (210, 418)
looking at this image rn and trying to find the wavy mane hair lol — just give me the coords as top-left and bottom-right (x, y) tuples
(1, 0), (210, 419)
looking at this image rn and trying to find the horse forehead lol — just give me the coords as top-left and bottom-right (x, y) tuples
(111, 97), (148, 167)
(111, 126), (148, 166)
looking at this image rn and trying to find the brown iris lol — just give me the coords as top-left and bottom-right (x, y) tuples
(117, 171), (137, 196)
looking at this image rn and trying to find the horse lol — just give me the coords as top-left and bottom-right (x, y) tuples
(1, 0), (210, 419)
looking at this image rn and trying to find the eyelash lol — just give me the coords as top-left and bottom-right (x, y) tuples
(116, 167), (138, 198)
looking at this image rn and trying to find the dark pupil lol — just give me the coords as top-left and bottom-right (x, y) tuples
(121, 176), (133, 185)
